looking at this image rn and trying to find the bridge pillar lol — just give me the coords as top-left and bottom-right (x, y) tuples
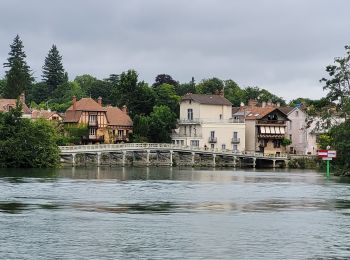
(284, 160), (289, 168)
(252, 157), (256, 168)
(97, 152), (101, 167)
(122, 151), (126, 166)
(213, 154), (216, 167)
(72, 153), (76, 167)
(170, 150), (173, 166)
(192, 152), (195, 166)
(146, 150), (150, 166)
(272, 159), (276, 168)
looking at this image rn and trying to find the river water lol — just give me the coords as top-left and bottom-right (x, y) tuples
(0, 167), (349, 259)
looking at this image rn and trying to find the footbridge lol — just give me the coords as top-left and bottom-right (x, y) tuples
(59, 143), (289, 168)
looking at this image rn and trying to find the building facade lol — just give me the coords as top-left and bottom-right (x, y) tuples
(235, 100), (289, 155)
(172, 94), (245, 152)
(63, 96), (132, 144)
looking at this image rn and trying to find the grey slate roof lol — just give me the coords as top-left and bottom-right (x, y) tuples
(182, 94), (232, 106)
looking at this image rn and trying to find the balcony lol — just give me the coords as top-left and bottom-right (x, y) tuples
(257, 120), (286, 125)
(178, 118), (245, 124)
(172, 133), (202, 139)
(208, 137), (217, 143)
(231, 138), (240, 144)
(177, 119), (201, 124)
(88, 120), (98, 126)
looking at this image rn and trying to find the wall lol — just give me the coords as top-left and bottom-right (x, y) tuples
(245, 120), (256, 152)
(285, 108), (308, 154)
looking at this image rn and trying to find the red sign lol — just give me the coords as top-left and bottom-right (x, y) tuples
(317, 150), (336, 159)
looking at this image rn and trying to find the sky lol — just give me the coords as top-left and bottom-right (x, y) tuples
(0, 0), (349, 101)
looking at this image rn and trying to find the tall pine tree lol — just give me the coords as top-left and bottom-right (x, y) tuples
(3, 35), (33, 98)
(42, 44), (66, 94)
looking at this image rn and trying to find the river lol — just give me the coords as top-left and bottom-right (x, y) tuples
(0, 167), (349, 259)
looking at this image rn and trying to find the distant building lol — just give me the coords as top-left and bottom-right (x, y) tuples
(172, 93), (245, 152)
(63, 96), (133, 144)
(31, 109), (63, 121)
(235, 100), (289, 155)
(0, 93), (31, 118)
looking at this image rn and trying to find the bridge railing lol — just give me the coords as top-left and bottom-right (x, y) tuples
(59, 144), (288, 159)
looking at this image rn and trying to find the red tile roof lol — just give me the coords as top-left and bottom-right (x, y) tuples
(67, 98), (106, 112)
(239, 106), (288, 120)
(31, 109), (62, 120)
(63, 110), (82, 123)
(0, 99), (31, 114)
(106, 106), (133, 127)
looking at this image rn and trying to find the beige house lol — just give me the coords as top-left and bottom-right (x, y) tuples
(235, 100), (289, 155)
(172, 93), (245, 152)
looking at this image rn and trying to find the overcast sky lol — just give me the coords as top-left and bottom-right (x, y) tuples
(0, 0), (349, 101)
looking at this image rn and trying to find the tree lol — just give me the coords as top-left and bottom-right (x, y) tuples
(148, 105), (177, 143)
(320, 44), (350, 119)
(0, 104), (60, 168)
(153, 74), (179, 88)
(26, 82), (50, 104)
(154, 83), (180, 114)
(224, 80), (244, 106)
(3, 35), (33, 98)
(196, 77), (224, 94)
(42, 44), (66, 94)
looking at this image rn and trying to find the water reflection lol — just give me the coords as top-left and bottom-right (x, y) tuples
(0, 167), (349, 259)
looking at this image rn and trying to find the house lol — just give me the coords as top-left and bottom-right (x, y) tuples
(235, 100), (289, 155)
(0, 93), (31, 118)
(31, 109), (63, 121)
(63, 96), (133, 144)
(278, 106), (309, 155)
(172, 93), (245, 152)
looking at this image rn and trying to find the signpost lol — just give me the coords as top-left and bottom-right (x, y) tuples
(317, 149), (337, 178)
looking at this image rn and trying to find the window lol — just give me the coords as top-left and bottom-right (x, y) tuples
(219, 114), (223, 120)
(89, 114), (97, 124)
(233, 131), (238, 139)
(89, 128), (96, 136)
(187, 109), (193, 120)
(289, 134), (292, 140)
(289, 121), (292, 130)
(273, 140), (281, 148)
(233, 144), (238, 151)
(118, 130), (124, 136)
(211, 144), (215, 149)
(222, 144), (226, 150)
(295, 111), (299, 117)
(210, 131), (215, 138)
(190, 140), (199, 147)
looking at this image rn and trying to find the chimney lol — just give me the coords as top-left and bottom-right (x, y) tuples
(267, 100), (272, 107)
(72, 96), (77, 110)
(276, 102), (280, 107)
(262, 101), (266, 108)
(219, 89), (224, 97)
(19, 92), (25, 104)
(97, 96), (102, 106)
(122, 105), (128, 114)
(240, 102), (245, 107)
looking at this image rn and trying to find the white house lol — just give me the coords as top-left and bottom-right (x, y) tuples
(172, 93), (245, 152)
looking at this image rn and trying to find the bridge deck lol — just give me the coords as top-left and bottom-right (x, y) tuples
(59, 143), (288, 160)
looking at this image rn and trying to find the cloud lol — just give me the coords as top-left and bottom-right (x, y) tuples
(0, 0), (349, 100)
